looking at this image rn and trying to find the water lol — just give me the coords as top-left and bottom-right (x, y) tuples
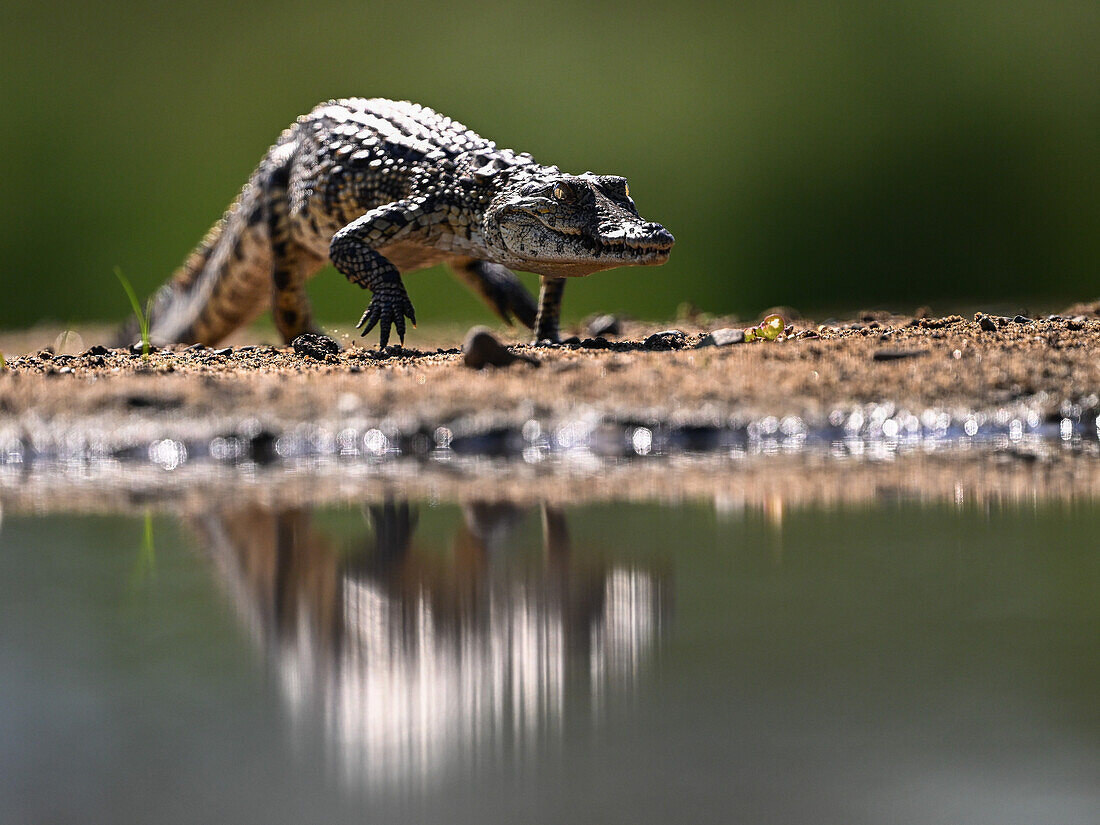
(1, 487), (1098, 824)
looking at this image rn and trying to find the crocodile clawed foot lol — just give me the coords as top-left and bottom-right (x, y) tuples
(357, 287), (417, 349)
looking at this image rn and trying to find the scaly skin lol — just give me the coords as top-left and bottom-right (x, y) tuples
(131, 98), (674, 348)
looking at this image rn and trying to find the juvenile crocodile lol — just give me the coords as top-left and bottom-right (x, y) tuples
(130, 98), (674, 349)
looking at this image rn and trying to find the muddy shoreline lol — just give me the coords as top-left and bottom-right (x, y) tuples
(3, 308), (1100, 463)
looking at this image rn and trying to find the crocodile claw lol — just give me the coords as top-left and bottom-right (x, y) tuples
(357, 285), (417, 349)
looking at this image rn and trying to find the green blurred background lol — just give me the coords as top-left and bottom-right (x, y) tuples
(2, 0), (1098, 331)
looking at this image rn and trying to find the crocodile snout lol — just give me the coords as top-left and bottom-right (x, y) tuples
(597, 220), (675, 250)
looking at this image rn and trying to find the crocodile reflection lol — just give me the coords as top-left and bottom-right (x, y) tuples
(192, 500), (667, 788)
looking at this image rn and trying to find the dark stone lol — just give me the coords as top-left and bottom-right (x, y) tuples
(248, 430), (279, 464)
(83, 345), (110, 356)
(211, 347), (233, 357)
(579, 336), (611, 349)
(291, 333), (341, 360)
(463, 326), (539, 369)
(1013, 315), (1031, 324)
(129, 341), (157, 355)
(872, 349), (927, 361)
(977, 315), (998, 332)
(184, 343), (206, 352)
(643, 330), (687, 351)
(642, 334), (673, 351)
(586, 314), (622, 338)
(695, 328), (746, 348)
(126, 394), (182, 410)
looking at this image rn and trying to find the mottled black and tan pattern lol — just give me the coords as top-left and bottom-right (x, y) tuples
(131, 98), (674, 348)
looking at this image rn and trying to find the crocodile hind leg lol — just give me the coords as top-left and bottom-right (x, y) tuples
(271, 244), (326, 344)
(266, 160), (327, 343)
(449, 258), (537, 329)
(534, 276), (567, 343)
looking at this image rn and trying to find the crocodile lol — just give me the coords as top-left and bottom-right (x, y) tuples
(129, 97), (674, 349)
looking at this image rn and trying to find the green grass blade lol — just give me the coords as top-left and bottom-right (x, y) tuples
(114, 266), (150, 359)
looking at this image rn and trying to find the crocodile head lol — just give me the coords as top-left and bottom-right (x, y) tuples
(483, 172), (674, 277)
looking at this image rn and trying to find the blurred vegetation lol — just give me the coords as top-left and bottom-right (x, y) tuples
(1, 0), (1097, 331)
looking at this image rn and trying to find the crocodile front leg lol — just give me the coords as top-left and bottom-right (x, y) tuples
(534, 276), (567, 343)
(329, 196), (435, 347)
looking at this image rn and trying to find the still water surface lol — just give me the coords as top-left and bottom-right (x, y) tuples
(1, 494), (1098, 823)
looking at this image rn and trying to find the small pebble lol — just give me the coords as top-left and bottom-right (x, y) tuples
(586, 314), (622, 338)
(760, 314), (785, 341)
(54, 331), (84, 355)
(291, 333), (340, 361)
(1013, 315), (1030, 324)
(695, 328), (745, 348)
(977, 315), (998, 332)
(463, 327), (539, 369)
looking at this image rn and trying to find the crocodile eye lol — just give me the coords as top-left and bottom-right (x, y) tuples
(552, 183), (574, 202)
(624, 183), (629, 198)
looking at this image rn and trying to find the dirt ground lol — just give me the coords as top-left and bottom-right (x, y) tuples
(4, 306), (1100, 441)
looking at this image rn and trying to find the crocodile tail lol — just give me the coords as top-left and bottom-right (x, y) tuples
(114, 220), (227, 348)
(115, 182), (273, 347)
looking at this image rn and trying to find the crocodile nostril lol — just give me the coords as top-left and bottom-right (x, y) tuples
(649, 226), (675, 246)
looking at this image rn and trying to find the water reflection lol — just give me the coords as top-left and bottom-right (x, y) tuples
(190, 501), (667, 790)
